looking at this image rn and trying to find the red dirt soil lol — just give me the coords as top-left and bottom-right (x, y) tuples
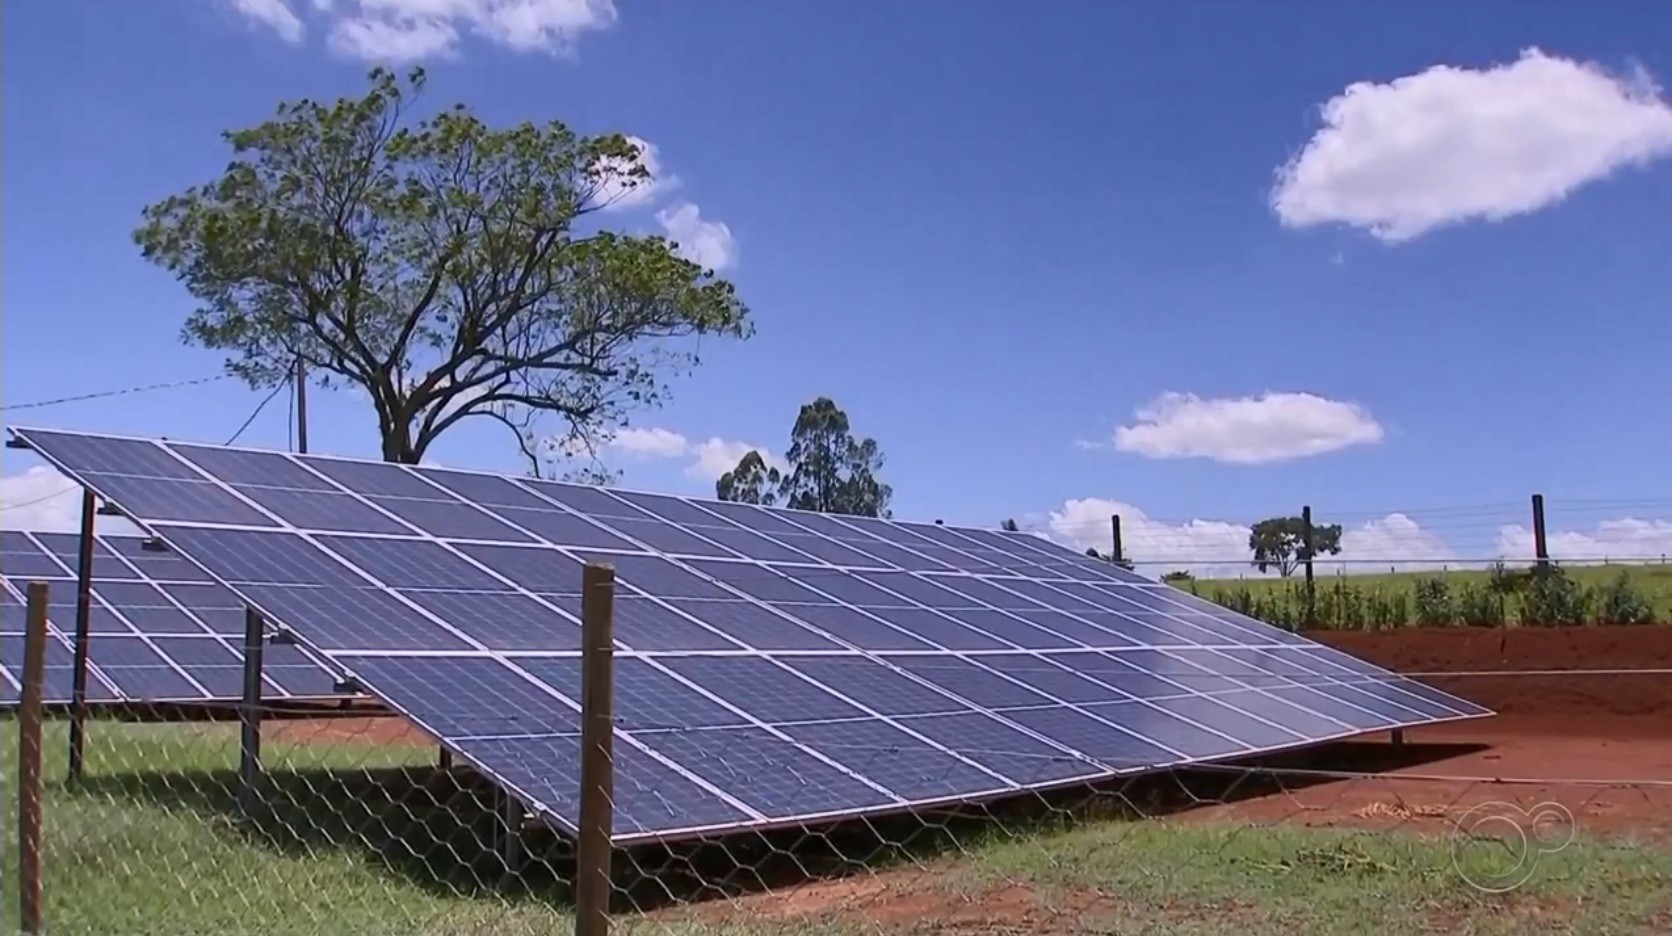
(1312, 623), (1672, 718)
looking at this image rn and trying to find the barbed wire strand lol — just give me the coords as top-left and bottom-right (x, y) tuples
(1, 374), (233, 412)
(0, 378), (291, 514)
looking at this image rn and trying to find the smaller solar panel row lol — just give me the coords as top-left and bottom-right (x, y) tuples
(0, 530), (341, 705)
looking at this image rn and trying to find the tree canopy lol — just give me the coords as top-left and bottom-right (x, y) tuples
(1248, 515), (1342, 577)
(715, 397), (892, 517)
(135, 68), (750, 467)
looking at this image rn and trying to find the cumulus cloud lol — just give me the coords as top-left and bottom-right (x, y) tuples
(1035, 499), (1489, 579)
(601, 426), (780, 482)
(1272, 48), (1672, 242)
(231, 0), (306, 42)
(1105, 391), (1384, 464)
(656, 202), (737, 271)
(227, 0), (619, 62)
(0, 466), (141, 535)
(1496, 517), (1672, 563)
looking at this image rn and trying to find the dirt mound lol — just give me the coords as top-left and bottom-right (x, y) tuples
(1310, 624), (1672, 718)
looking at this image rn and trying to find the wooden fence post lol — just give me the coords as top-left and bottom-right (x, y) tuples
(20, 581), (51, 935)
(238, 606), (265, 820)
(1531, 493), (1549, 572)
(575, 562), (617, 936)
(1110, 515), (1124, 567)
(1301, 505), (1316, 628)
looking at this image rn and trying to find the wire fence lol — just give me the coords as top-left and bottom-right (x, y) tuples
(5, 571), (1672, 935)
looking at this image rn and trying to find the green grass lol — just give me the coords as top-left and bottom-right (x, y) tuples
(1, 719), (1668, 935)
(1182, 562), (1672, 629)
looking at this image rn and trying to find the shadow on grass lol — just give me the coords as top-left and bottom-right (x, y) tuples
(71, 735), (1483, 915)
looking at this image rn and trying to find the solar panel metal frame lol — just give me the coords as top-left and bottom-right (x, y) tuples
(0, 529), (347, 706)
(7, 425), (1492, 843)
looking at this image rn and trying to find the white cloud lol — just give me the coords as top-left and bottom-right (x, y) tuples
(685, 438), (780, 482)
(608, 426), (689, 459)
(1037, 500), (1477, 579)
(599, 426), (778, 482)
(656, 202), (737, 271)
(1, 466), (140, 535)
(230, 0), (306, 42)
(228, 0), (618, 62)
(1107, 391), (1384, 464)
(588, 136), (679, 212)
(1272, 48), (1672, 242)
(1496, 517), (1672, 563)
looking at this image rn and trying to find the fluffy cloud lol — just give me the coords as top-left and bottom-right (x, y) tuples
(1105, 391), (1383, 464)
(656, 202), (737, 271)
(602, 427), (779, 482)
(228, 0), (619, 62)
(231, 0), (305, 42)
(1272, 48), (1672, 242)
(1036, 500), (1487, 579)
(0, 466), (141, 535)
(1496, 517), (1672, 562)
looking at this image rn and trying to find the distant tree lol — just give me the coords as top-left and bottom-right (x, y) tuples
(716, 397), (891, 517)
(1000, 518), (1020, 532)
(714, 450), (780, 506)
(1248, 515), (1342, 577)
(134, 67), (750, 469)
(1161, 570), (1194, 584)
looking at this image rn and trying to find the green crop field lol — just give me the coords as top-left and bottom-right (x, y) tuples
(1, 720), (1669, 935)
(1176, 562), (1672, 630)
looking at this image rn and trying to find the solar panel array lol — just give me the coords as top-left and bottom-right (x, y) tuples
(11, 426), (1490, 842)
(0, 530), (341, 705)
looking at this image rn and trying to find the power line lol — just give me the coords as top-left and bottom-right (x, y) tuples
(1, 374), (233, 412)
(1, 380), (291, 515)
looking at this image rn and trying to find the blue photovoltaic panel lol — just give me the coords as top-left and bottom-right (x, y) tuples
(0, 530), (344, 705)
(8, 426), (1492, 842)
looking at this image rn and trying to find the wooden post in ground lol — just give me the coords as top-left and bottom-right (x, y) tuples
(20, 581), (51, 936)
(68, 490), (97, 783)
(1110, 515), (1124, 567)
(1301, 504), (1316, 628)
(1531, 493), (1550, 572)
(575, 562), (617, 936)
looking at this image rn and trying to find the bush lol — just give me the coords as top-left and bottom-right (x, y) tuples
(1161, 570), (1195, 586)
(1519, 566), (1589, 626)
(1455, 582), (1507, 627)
(1412, 577), (1454, 627)
(1592, 571), (1656, 625)
(1365, 589), (1409, 630)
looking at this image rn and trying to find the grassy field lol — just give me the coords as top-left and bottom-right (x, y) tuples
(1181, 562), (1672, 629)
(0, 719), (1667, 934)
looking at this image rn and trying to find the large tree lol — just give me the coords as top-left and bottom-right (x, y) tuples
(715, 397), (892, 517)
(1248, 515), (1342, 577)
(135, 68), (750, 467)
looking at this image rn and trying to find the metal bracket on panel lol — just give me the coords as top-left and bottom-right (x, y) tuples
(268, 628), (299, 646)
(140, 537), (170, 553)
(332, 676), (362, 695)
(95, 501), (125, 517)
(4, 436), (30, 450)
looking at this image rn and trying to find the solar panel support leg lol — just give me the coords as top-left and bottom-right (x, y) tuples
(68, 490), (97, 785)
(439, 748), (453, 771)
(575, 561), (617, 935)
(1390, 729), (1405, 748)
(494, 786), (524, 878)
(238, 607), (266, 821)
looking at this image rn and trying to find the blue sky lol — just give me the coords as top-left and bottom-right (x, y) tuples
(4, 1), (1672, 570)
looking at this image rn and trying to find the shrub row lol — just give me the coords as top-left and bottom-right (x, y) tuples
(1175, 567), (1659, 631)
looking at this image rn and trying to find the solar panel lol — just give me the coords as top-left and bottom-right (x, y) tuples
(0, 530), (341, 705)
(7, 426), (1491, 841)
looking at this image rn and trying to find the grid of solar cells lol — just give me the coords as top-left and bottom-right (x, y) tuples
(0, 530), (341, 705)
(9, 427), (1492, 841)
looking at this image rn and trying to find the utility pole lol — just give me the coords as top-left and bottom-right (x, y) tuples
(294, 356), (309, 454)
